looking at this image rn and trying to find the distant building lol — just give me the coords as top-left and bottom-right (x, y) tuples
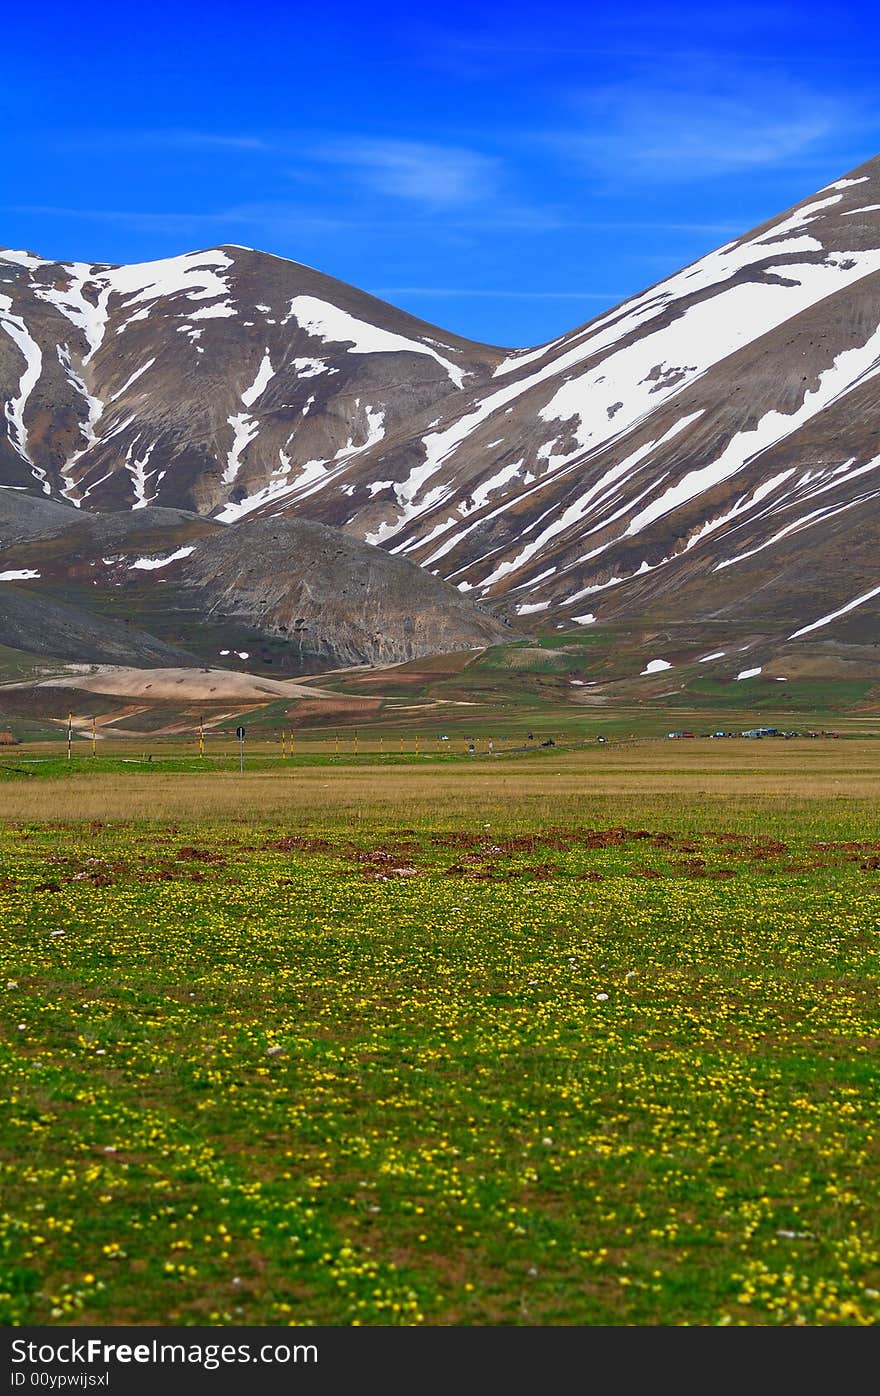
(0, 730), (18, 745)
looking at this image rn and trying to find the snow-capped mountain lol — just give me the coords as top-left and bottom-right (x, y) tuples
(5, 153), (880, 662)
(277, 153), (880, 647)
(0, 245), (501, 516)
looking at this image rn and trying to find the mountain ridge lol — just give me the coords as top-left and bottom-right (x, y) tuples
(5, 154), (880, 685)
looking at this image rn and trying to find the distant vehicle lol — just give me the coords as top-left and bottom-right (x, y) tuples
(667, 731), (684, 739)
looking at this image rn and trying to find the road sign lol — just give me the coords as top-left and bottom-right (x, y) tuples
(236, 725), (246, 773)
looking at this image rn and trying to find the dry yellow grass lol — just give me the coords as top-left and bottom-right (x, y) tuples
(1, 738), (877, 830)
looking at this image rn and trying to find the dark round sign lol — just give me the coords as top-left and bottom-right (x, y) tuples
(236, 726), (246, 739)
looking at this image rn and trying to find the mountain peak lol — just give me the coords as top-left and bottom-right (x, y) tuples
(0, 239), (502, 519)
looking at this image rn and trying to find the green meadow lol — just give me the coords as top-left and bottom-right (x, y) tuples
(2, 739), (880, 1325)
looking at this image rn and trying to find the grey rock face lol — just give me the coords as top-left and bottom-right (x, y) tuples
(176, 517), (514, 667)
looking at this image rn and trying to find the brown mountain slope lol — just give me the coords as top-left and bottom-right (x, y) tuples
(0, 493), (514, 670)
(0, 245), (502, 515)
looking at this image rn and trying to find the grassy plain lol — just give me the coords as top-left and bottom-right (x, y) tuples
(2, 736), (880, 1326)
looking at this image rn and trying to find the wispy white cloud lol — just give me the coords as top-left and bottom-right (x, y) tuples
(555, 67), (864, 181)
(58, 129), (271, 153)
(144, 130), (271, 151)
(407, 5), (810, 79)
(310, 138), (504, 208)
(3, 202), (742, 240)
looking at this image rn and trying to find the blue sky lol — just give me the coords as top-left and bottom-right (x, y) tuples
(3, 0), (879, 347)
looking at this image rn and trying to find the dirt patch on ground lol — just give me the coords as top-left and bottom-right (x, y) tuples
(284, 696), (383, 725)
(11, 825), (873, 898)
(264, 836), (335, 853)
(341, 650), (480, 687)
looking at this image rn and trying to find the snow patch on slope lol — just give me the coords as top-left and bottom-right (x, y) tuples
(33, 264), (113, 364)
(109, 358), (156, 402)
(540, 244), (880, 476)
(214, 456), (327, 523)
(104, 249), (233, 309)
(188, 302), (236, 320)
(291, 357), (329, 378)
(224, 414), (259, 486)
(0, 251), (48, 271)
(124, 436), (158, 509)
(56, 344), (106, 503)
(0, 292), (45, 487)
(129, 546), (195, 571)
(475, 415), (701, 589)
(285, 296), (466, 388)
(715, 461), (880, 572)
(241, 350), (275, 407)
(789, 583), (880, 638)
(626, 311), (880, 538)
(223, 353), (276, 486)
